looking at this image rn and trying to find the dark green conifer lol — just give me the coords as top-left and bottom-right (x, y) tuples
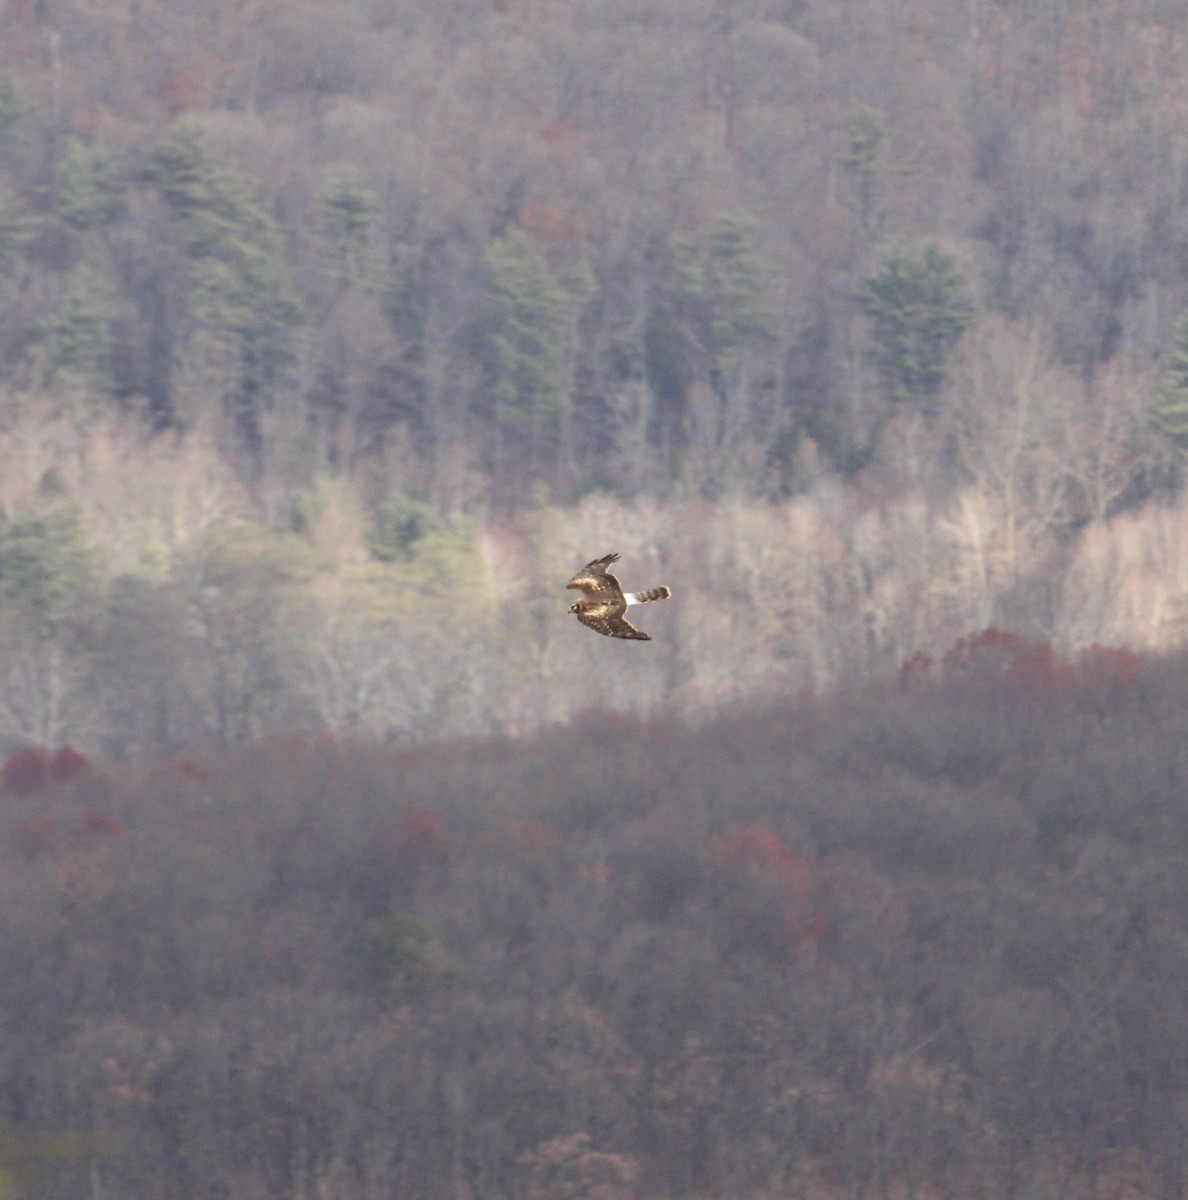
(670, 212), (772, 380)
(484, 229), (572, 438)
(57, 138), (125, 231)
(148, 118), (302, 446)
(1154, 312), (1188, 449)
(317, 170), (378, 283)
(51, 264), (116, 393)
(857, 239), (973, 404)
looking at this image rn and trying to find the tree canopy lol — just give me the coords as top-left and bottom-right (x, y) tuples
(856, 239), (973, 406)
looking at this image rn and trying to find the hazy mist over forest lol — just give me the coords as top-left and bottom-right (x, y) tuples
(2, 0), (1188, 1196)
(0, 0), (1184, 752)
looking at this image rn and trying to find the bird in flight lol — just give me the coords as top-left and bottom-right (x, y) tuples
(566, 552), (671, 640)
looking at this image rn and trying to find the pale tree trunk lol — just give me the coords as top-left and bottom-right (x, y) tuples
(0, 631), (98, 750)
(947, 317), (1080, 592)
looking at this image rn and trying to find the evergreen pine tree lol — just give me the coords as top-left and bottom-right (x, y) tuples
(842, 104), (888, 172)
(1154, 311), (1188, 449)
(857, 239), (973, 405)
(51, 264), (116, 398)
(841, 104), (888, 236)
(148, 117), (235, 234)
(671, 212), (772, 382)
(148, 118), (302, 449)
(0, 506), (93, 628)
(484, 229), (572, 438)
(57, 137), (125, 231)
(317, 170), (378, 284)
(366, 490), (441, 562)
(0, 188), (33, 273)
(0, 74), (27, 139)
(662, 213), (774, 486)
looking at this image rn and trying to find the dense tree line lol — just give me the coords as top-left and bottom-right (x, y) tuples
(0, 0), (1184, 759)
(2, 634), (1188, 1197)
(1, 9), (1188, 1194)
(6, 450), (1188, 760)
(0, 0), (1184, 504)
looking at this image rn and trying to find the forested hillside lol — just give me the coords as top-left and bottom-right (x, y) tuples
(0, 0), (1187, 754)
(5, 636), (1188, 1198)
(4, 6), (1188, 1196)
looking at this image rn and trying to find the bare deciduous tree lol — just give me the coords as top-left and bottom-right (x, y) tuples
(945, 317), (1081, 591)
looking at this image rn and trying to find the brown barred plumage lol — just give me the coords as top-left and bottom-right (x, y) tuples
(566, 553), (671, 641)
(628, 586), (671, 605)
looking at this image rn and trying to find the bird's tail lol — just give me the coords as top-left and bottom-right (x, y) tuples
(625, 586), (671, 606)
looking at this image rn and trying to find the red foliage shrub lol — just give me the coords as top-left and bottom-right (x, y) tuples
(50, 746), (92, 783)
(1, 746), (94, 794)
(898, 649), (935, 684)
(167, 760), (211, 784)
(78, 809), (128, 838)
(162, 66), (212, 116)
(542, 122), (580, 162)
(791, 911), (829, 956)
(395, 807), (449, 863)
(479, 820), (558, 862)
(708, 825), (827, 958)
(940, 627), (1074, 706)
(708, 825), (807, 886)
(927, 628), (1146, 716)
(1, 748), (51, 796)
(1073, 644), (1143, 709)
(516, 200), (588, 242)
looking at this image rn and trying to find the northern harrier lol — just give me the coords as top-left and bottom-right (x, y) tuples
(567, 552), (671, 641)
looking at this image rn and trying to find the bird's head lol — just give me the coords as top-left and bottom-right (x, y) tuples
(567, 602), (580, 615)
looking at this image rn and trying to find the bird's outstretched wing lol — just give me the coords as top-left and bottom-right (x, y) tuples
(575, 608), (651, 640)
(566, 552), (625, 601)
(568, 551), (670, 640)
